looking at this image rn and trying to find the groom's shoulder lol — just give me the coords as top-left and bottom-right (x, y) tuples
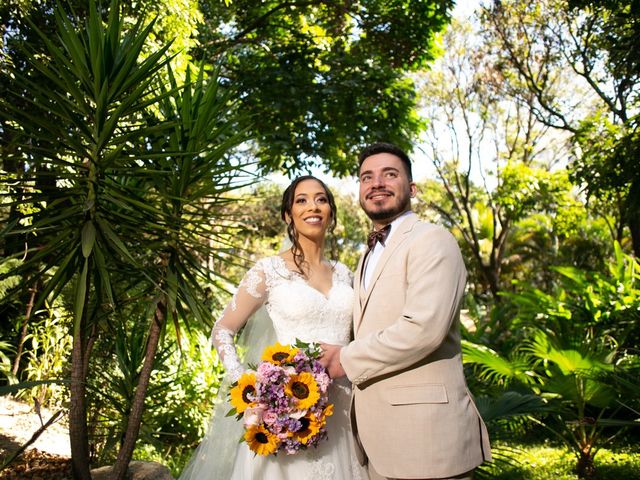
(409, 219), (459, 248)
(411, 217), (451, 235)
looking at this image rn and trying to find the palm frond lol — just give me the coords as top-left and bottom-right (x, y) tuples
(463, 340), (535, 386)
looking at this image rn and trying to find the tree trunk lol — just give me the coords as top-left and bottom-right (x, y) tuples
(69, 330), (92, 480)
(111, 297), (167, 480)
(576, 449), (596, 479)
(480, 264), (502, 303)
(69, 262), (92, 480)
(12, 280), (39, 376)
(625, 178), (640, 257)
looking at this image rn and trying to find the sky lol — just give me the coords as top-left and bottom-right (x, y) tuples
(453, 0), (482, 19)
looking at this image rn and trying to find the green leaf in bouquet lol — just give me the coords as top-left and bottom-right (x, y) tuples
(294, 338), (311, 350)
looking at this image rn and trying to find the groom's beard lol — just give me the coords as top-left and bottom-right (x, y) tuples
(361, 189), (412, 222)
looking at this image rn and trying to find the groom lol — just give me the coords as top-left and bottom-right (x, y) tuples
(320, 142), (491, 480)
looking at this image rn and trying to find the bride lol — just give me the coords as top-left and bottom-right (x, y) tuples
(179, 175), (366, 480)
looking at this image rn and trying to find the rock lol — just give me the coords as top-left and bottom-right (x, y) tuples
(91, 461), (174, 480)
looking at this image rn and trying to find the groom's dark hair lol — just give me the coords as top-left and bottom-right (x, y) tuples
(358, 142), (413, 181)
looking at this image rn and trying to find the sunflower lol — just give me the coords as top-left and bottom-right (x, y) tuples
(261, 342), (298, 365)
(229, 373), (257, 414)
(294, 413), (321, 444)
(245, 425), (279, 455)
(284, 371), (320, 409)
(321, 403), (334, 421)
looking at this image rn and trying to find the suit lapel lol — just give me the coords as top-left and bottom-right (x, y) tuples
(353, 253), (366, 332)
(355, 213), (419, 334)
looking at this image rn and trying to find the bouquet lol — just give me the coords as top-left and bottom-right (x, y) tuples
(228, 340), (333, 456)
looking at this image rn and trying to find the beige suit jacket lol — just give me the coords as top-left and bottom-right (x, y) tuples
(340, 213), (491, 479)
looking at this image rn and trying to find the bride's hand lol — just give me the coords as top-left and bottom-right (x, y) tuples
(319, 343), (346, 379)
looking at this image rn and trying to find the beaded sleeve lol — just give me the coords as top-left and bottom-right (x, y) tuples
(210, 262), (267, 382)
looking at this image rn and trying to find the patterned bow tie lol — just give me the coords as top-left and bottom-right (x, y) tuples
(367, 224), (391, 250)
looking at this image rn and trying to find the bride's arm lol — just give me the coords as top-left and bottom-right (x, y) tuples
(211, 262), (268, 382)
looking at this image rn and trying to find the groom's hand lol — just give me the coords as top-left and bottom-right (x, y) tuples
(319, 343), (346, 379)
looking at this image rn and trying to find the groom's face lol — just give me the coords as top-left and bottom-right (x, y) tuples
(358, 153), (416, 225)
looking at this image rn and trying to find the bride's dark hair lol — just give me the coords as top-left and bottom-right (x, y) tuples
(280, 175), (337, 274)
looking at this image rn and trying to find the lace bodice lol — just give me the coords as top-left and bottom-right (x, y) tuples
(211, 256), (354, 381)
(260, 257), (354, 345)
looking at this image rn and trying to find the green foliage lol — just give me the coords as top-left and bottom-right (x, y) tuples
(415, 161), (606, 304)
(146, 329), (224, 447)
(481, 0), (640, 255)
(0, 0), (201, 77)
(86, 321), (224, 463)
(0, 259), (22, 350)
(89, 319), (155, 463)
(566, 0), (640, 179)
(334, 191), (370, 270)
(0, 340), (15, 384)
(413, 16), (606, 302)
(2, 0), (455, 176)
(464, 245), (640, 477)
(0, 259), (21, 299)
(132, 442), (195, 478)
(505, 243), (640, 350)
(463, 342), (536, 388)
(18, 302), (71, 408)
(195, 0), (454, 174)
(495, 163), (577, 224)
(484, 442), (640, 480)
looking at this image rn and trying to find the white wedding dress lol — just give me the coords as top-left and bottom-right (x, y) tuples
(179, 256), (366, 480)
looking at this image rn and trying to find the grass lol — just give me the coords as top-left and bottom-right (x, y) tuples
(484, 441), (640, 480)
(133, 439), (640, 479)
(133, 443), (195, 478)
(133, 433), (640, 479)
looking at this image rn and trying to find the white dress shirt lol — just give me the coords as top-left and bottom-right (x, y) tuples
(362, 210), (412, 290)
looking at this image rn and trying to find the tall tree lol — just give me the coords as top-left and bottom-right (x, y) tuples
(0, 0), (203, 369)
(416, 19), (579, 301)
(481, 0), (640, 256)
(195, 0), (454, 174)
(2, 0), (455, 175)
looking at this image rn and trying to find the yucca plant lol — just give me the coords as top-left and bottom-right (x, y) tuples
(1, 1), (173, 476)
(108, 63), (253, 478)
(0, 1), (253, 478)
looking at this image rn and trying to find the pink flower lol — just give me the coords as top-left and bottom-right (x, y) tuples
(243, 405), (265, 427)
(289, 409), (307, 419)
(263, 410), (279, 426)
(315, 372), (331, 392)
(282, 366), (296, 376)
(257, 361), (281, 379)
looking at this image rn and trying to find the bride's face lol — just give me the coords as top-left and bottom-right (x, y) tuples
(288, 179), (332, 242)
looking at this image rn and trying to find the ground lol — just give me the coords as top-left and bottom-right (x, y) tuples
(0, 396), (72, 478)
